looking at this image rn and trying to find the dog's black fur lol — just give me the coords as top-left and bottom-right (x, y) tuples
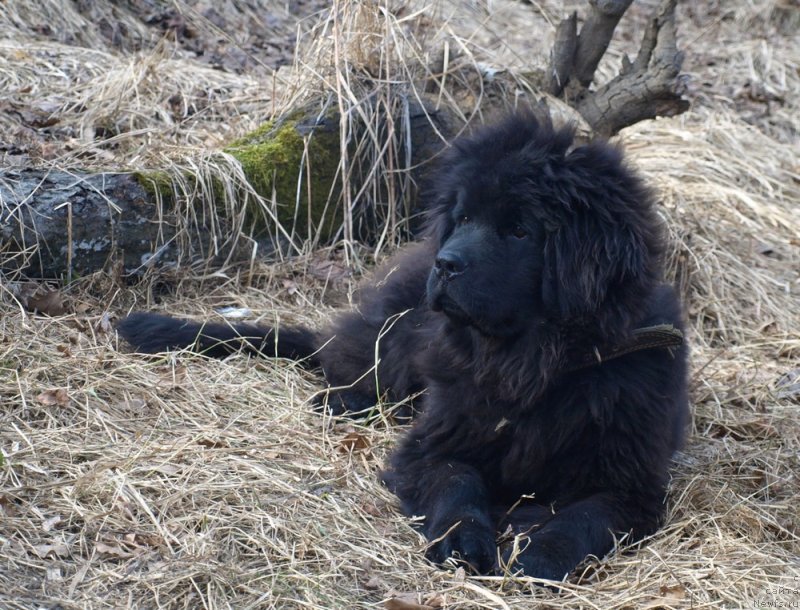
(118, 115), (689, 581)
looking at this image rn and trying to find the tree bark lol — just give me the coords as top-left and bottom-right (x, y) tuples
(547, 12), (578, 97)
(0, 169), (243, 280)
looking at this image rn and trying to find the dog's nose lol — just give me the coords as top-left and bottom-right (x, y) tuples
(434, 251), (467, 281)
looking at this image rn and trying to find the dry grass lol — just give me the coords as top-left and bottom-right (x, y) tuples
(1, 1), (799, 609)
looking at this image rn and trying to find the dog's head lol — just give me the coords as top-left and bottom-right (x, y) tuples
(425, 114), (665, 339)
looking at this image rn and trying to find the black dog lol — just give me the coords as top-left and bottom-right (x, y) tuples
(118, 115), (689, 581)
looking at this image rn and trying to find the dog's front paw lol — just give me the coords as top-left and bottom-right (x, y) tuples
(501, 532), (579, 582)
(426, 518), (496, 574)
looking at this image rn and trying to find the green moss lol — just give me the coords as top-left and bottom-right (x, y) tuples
(132, 114), (344, 241)
(134, 170), (174, 204)
(225, 115), (343, 239)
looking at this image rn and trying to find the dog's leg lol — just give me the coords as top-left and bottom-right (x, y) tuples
(383, 456), (496, 573)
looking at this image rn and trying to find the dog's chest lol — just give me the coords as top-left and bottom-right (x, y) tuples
(455, 393), (602, 499)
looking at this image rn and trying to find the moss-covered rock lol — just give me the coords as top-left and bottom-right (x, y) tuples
(225, 112), (343, 240)
(131, 96), (454, 247)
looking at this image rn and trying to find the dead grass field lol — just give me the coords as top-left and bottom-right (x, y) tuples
(1, 1), (799, 609)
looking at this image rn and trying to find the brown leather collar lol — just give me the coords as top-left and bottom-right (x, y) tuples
(566, 324), (684, 373)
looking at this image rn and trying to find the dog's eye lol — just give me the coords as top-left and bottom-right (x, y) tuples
(457, 215), (470, 225)
(511, 224), (528, 239)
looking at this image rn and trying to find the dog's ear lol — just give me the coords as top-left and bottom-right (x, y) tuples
(540, 142), (654, 320)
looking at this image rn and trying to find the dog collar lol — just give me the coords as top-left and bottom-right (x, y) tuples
(566, 324), (684, 372)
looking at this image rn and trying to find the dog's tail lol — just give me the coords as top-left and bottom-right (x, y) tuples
(116, 312), (320, 365)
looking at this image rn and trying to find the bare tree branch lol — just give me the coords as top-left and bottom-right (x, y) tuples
(573, 0), (635, 87)
(576, 0), (688, 136)
(547, 12), (578, 96)
(547, 0), (688, 137)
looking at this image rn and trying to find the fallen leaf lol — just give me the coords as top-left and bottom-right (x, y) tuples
(26, 290), (66, 316)
(338, 431), (371, 453)
(95, 541), (133, 558)
(36, 388), (69, 407)
(659, 584), (686, 600)
(309, 258), (350, 282)
(133, 533), (163, 549)
(156, 366), (187, 388)
(360, 501), (383, 517)
(385, 596), (434, 610)
(46, 567), (63, 582)
(151, 464), (180, 476)
(20, 108), (59, 128)
(74, 302), (92, 315)
(31, 544), (51, 558)
(32, 542), (69, 558)
(638, 584), (688, 609)
(776, 368), (800, 401)
(197, 438), (228, 449)
(363, 575), (384, 590)
(0, 495), (17, 517)
(115, 399), (147, 414)
(282, 279), (299, 296)
(423, 593), (444, 609)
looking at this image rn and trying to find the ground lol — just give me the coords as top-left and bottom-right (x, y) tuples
(1, 1), (799, 609)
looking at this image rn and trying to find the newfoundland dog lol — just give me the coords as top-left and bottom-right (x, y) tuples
(118, 114), (689, 581)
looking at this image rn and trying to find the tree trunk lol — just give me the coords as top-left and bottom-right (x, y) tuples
(0, 169), (248, 280)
